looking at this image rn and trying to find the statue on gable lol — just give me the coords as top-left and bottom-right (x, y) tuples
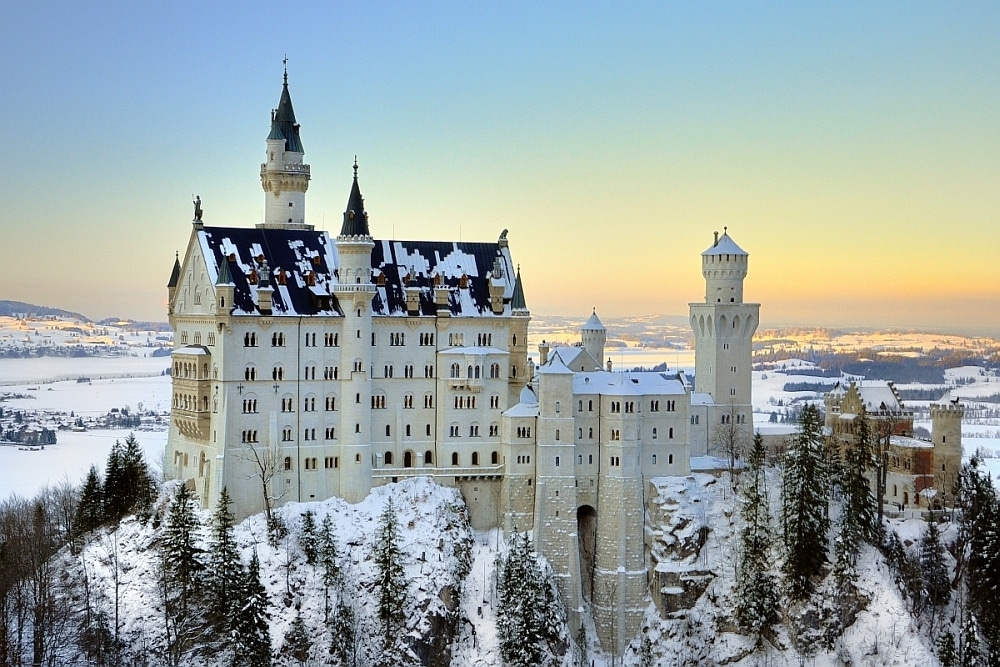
(193, 195), (203, 222)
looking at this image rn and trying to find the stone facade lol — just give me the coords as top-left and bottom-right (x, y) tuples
(166, 74), (759, 654)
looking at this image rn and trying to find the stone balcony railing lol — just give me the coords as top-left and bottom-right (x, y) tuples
(260, 163), (311, 175)
(373, 464), (503, 481)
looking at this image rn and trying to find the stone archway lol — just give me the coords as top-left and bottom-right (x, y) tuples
(577, 505), (598, 602)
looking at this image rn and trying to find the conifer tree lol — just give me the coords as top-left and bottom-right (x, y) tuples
(938, 631), (957, 667)
(282, 611), (311, 664)
(735, 433), (778, 643)
(842, 411), (878, 545)
(781, 403), (830, 599)
(231, 552), (271, 667)
(299, 510), (318, 565)
(329, 597), (356, 667)
(121, 432), (154, 521)
(162, 483), (204, 622)
(75, 465), (104, 534)
(496, 532), (566, 667)
(374, 498), (408, 649)
(206, 487), (241, 632)
(920, 520), (951, 613)
(956, 454), (1000, 654)
(319, 515), (342, 623)
(103, 440), (127, 522)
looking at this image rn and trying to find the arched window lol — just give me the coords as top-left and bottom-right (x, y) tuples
(472, 452), (480, 466)
(491, 451), (499, 465)
(385, 451), (393, 465)
(283, 457), (292, 471)
(425, 450), (433, 465)
(451, 452), (459, 466)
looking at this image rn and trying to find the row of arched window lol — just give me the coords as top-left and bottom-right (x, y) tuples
(173, 361), (209, 380)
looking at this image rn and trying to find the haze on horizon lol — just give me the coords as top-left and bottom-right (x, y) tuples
(1, 3), (997, 335)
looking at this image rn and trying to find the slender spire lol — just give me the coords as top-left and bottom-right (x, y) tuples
(511, 265), (528, 312)
(215, 256), (233, 285)
(167, 251), (181, 288)
(269, 61), (303, 153)
(340, 160), (371, 237)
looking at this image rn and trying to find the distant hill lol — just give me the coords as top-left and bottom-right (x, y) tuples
(0, 300), (89, 321)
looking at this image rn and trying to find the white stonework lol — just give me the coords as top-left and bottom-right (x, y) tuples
(165, 75), (759, 654)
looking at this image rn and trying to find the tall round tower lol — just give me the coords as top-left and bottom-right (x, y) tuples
(332, 161), (376, 503)
(580, 310), (606, 370)
(688, 229), (759, 454)
(259, 65), (311, 229)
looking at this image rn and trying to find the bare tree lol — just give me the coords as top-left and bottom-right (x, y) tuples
(712, 403), (751, 488)
(240, 438), (286, 526)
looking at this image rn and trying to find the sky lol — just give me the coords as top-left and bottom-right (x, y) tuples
(1, 2), (998, 334)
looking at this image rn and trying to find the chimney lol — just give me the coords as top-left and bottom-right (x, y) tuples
(539, 341), (549, 366)
(713, 231), (719, 247)
(606, 358), (613, 372)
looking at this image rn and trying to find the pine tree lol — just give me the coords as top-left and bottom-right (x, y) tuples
(842, 411), (878, 546)
(299, 510), (318, 565)
(121, 432), (154, 521)
(781, 403), (830, 599)
(206, 487), (242, 633)
(282, 611), (311, 664)
(231, 552), (271, 667)
(920, 520), (951, 612)
(374, 498), (408, 654)
(103, 440), (127, 522)
(162, 483), (204, 620)
(735, 433), (779, 643)
(938, 630), (957, 667)
(329, 597), (356, 666)
(75, 465), (104, 534)
(957, 453), (1000, 654)
(319, 515), (342, 623)
(496, 532), (566, 667)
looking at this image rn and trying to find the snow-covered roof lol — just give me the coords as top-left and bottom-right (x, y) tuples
(581, 310), (605, 331)
(690, 392), (715, 406)
(856, 381), (903, 411)
(538, 355), (573, 375)
(701, 232), (747, 256)
(171, 345), (209, 356)
(504, 403), (540, 418)
(197, 227), (518, 318)
(519, 386), (538, 405)
(890, 435), (933, 450)
(572, 371), (686, 396)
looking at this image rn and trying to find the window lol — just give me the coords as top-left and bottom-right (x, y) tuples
(470, 424), (480, 437)
(282, 428), (292, 442)
(325, 395), (337, 411)
(325, 427), (336, 440)
(324, 457), (337, 469)
(611, 429), (620, 441)
(384, 365), (393, 378)
(652, 454), (657, 465)
(426, 424), (432, 436)
(668, 427), (674, 439)
(450, 363), (461, 378)
(303, 397), (316, 411)
(304, 457), (318, 470)
(610, 401), (620, 414)
(404, 365), (414, 378)
(244, 366), (257, 381)
(385, 425), (391, 437)
(390, 332), (405, 346)
(424, 394), (435, 409)
(490, 395), (500, 409)
(610, 456), (620, 467)
(450, 424), (460, 437)
(555, 429), (560, 441)
(555, 456), (560, 467)
(371, 395), (387, 409)
(242, 398), (258, 413)
(404, 394), (414, 409)
(425, 450), (433, 464)
(405, 424), (411, 437)
(490, 423), (499, 437)
(668, 454), (674, 465)
(491, 451), (499, 465)
(472, 452), (480, 466)
(272, 366), (284, 381)
(371, 332), (377, 346)
(271, 332), (285, 347)
(451, 452), (459, 466)
(650, 400), (660, 412)
(324, 333), (339, 347)
(283, 457), (292, 471)
(652, 428), (657, 439)
(588, 454), (593, 464)
(420, 333), (435, 346)
(244, 332), (258, 347)
(424, 365), (434, 378)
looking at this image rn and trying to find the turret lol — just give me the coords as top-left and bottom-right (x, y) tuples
(701, 227), (748, 304)
(259, 65), (311, 229)
(215, 256), (234, 319)
(331, 161), (376, 503)
(581, 310), (606, 370)
(256, 260), (273, 315)
(167, 252), (181, 313)
(931, 398), (964, 505)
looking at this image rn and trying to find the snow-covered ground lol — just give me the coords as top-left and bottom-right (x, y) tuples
(0, 368), (171, 498)
(0, 355), (168, 385)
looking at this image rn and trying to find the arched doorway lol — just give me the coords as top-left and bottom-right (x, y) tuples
(577, 505), (598, 602)
(404, 451), (413, 468)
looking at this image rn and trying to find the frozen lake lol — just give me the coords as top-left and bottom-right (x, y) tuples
(1, 359), (171, 500)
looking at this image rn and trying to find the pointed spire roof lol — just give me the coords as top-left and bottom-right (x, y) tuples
(702, 227), (747, 256)
(167, 252), (181, 288)
(511, 265), (527, 312)
(582, 309), (605, 331)
(267, 65), (304, 153)
(215, 257), (233, 285)
(340, 159), (371, 237)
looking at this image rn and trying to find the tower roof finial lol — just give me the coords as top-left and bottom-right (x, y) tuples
(283, 54), (288, 84)
(353, 156), (358, 179)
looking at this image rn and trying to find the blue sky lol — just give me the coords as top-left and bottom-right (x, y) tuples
(2, 2), (998, 332)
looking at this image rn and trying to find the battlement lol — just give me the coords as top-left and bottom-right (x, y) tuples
(930, 402), (965, 418)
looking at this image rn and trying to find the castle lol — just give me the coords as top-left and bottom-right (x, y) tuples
(165, 71), (759, 652)
(824, 380), (964, 511)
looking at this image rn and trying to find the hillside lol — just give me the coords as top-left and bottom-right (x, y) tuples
(1, 472), (960, 666)
(0, 299), (89, 321)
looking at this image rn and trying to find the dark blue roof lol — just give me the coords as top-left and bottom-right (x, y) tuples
(269, 80), (304, 153)
(197, 227), (517, 317)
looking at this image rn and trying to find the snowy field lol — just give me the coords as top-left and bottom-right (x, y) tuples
(0, 355), (168, 386)
(0, 365), (171, 499)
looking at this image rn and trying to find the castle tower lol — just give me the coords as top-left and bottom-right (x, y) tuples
(581, 310), (606, 370)
(689, 229), (759, 447)
(592, 392), (646, 654)
(931, 398), (964, 506)
(332, 161), (376, 503)
(259, 65), (311, 229)
(533, 355), (583, 632)
(508, 264), (531, 407)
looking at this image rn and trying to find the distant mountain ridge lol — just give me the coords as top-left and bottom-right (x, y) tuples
(0, 300), (89, 322)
